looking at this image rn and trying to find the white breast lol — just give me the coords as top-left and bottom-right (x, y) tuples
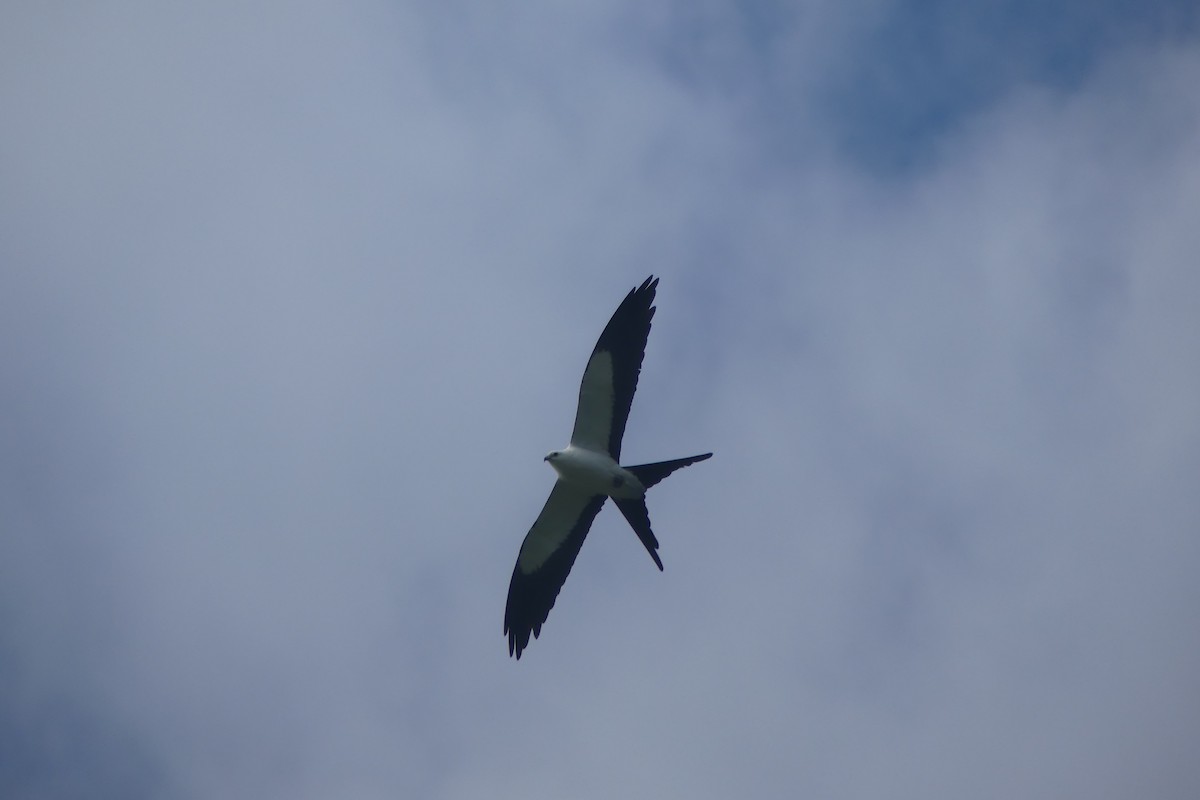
(548, 445), (645, 498)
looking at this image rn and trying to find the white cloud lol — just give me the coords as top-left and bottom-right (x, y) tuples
(2, 3), (1197, 799)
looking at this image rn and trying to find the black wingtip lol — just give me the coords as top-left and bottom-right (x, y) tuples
(626, 275), (658, 312)
(507, 626), (538, 660)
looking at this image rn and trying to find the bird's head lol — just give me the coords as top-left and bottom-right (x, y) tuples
(544, 451), (560, 463)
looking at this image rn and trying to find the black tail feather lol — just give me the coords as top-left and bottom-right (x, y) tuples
(616, 453), (711, 571)
(624, 453), (713, 490)
(613, 497), (663, 571)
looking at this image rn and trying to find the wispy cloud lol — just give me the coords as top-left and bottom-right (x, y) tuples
(2, 2), (1197, 798)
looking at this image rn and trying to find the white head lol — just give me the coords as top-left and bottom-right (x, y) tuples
(543, 450), (566, 480)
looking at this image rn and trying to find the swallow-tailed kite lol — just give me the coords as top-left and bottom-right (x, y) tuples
(504, 276), (712, 658)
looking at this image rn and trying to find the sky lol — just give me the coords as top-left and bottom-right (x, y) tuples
(2, 2), (1199, 798)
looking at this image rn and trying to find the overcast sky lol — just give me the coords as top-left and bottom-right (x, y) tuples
(3, 2), (1199, 798)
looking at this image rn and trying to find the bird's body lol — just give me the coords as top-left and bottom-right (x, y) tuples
(504, 276), (711, 659)
(544, 446), (645, 499)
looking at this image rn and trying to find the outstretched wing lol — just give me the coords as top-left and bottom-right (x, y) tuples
(504, 481), (607, 659)
(569, 276), (658, 460)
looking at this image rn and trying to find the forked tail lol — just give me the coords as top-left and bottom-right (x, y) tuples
(625, 453), (713, 490)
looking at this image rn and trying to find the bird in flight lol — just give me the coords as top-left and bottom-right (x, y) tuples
(504, 276), (712, 659)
